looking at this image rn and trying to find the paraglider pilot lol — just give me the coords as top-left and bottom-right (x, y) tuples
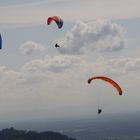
(98, 109), (102, 114)
(55, 43), (60, 48)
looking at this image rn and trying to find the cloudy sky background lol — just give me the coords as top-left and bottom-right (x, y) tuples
(0, 0), (140, 122)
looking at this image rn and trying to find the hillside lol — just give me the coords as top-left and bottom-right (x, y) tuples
(0, 127), (76, 140)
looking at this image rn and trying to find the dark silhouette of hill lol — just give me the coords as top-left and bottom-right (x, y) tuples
(0, 127), (76, 140)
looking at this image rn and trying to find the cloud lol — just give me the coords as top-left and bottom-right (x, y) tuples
(0, 54), (139, 89)
(19, 41), (45, 55)
(0, 66), (22, 81)
(19, 55), (140, 89)
(94, 56), (140, 76)
(21, 55), (82, 73)
(111, 57), (140, 73)
(57, 20), (125, 55)
(21, 54), (140, 77)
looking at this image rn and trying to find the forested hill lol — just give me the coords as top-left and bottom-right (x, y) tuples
(0, 127), (76, 140)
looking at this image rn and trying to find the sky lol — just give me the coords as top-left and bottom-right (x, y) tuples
(0, 0), (140, 123)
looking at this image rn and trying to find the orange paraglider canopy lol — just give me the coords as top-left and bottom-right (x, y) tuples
(88, 76), (122, 95)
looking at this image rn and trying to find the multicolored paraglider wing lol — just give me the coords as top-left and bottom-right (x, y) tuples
(88, 76), (122, 95)
(47, 16), (63, 29)
(0, 34), (2, 49)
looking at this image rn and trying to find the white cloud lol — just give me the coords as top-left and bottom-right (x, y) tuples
(0, 66), (22, 82)
(20, 54), (140, 84)
(19, 41), (45, 55)
(0, 55), (137, 92)
(95, 56), (140, 76)
(0, 54), (139, 92)
(57, 20), (125, 54)
(21, 55), (82, 73)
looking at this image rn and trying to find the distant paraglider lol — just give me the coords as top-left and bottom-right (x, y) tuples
(0, 34), (2, 49)
(98, 109), (102, 114)
(47, 16), (63, 29)
(47, 16), (63, 48)
(88, 76), (122, 114)
(88, 76), (122, 95)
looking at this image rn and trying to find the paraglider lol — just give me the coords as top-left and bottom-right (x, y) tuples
(88, 76), (122, 95)
(98, 109), (102, 114)
(47, 16), (63, 48)
(47, 16), (63, 29)
(88, 76), (122, 114)
(0, 34), (2, 49)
